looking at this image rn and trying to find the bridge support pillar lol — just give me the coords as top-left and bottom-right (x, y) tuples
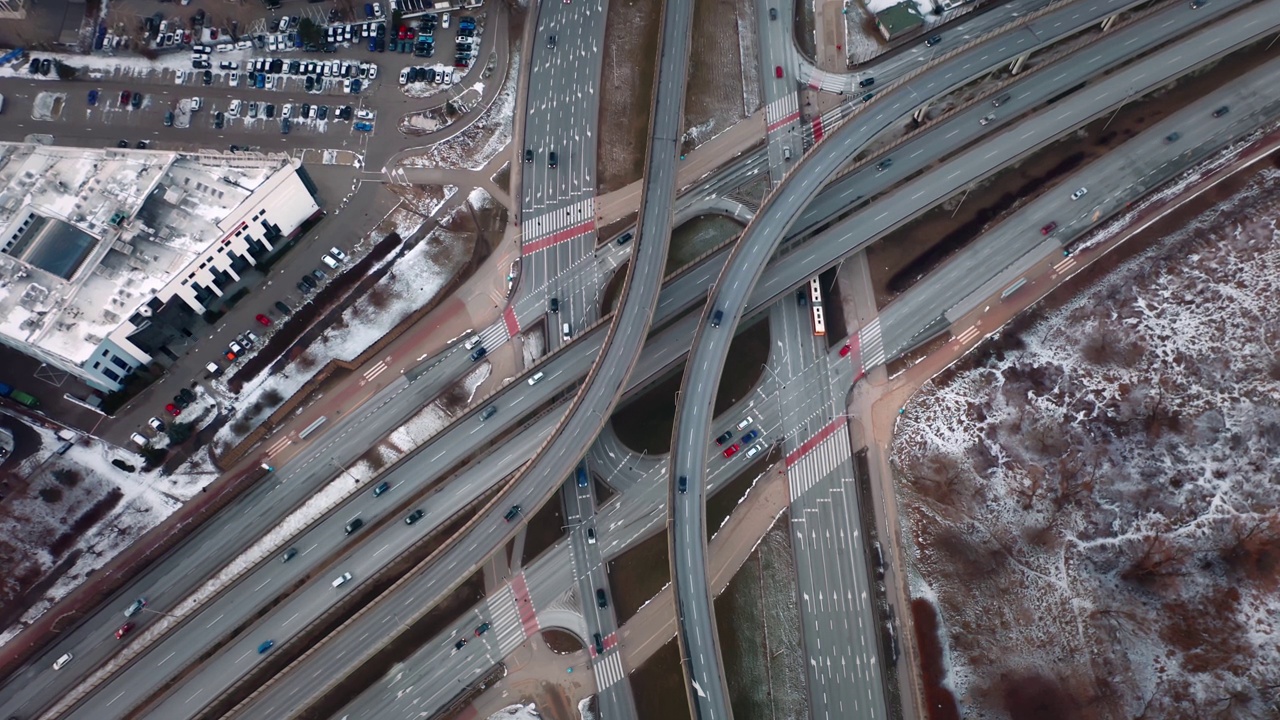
(912, 104), (929, 124)
(1101, 13), (1119, 32)
(1010, 52), (1029, 76)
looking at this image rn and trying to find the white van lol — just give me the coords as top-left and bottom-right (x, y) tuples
(561, 323), (572, 341)
(52, 653), (73, 670)
(527, 371), (545, 386)
(332, 572), (352, 588)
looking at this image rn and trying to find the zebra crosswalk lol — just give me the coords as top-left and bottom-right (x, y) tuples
(483, 584), (526, 655)
(858, 318), (886, 370)
(522, 198), (596, 254)
(786, 420), (851, 501)
(765, 94), (800, 133)
(593, 651), (626, 690)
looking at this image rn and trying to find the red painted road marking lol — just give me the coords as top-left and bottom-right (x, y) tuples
(767, 111), (800, 133)
(590, 632), (619, 658)
(785, 417), (842, 468)
(808, 78), (822, 90)
(510, 572), (540, 637)
(811, 116), (825, 142)
(503, 306), (520, 337)
(522, 219), (595, 255)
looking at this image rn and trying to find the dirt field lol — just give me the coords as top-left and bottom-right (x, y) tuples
(682, 0), (759, 153)
(597, 0), (662, 192)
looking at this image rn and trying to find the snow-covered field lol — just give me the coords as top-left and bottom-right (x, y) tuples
(893, 167), (1280, 717)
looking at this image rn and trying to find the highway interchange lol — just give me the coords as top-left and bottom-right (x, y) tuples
(1, 0), (1279, 717)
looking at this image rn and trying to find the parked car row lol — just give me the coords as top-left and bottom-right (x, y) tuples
(713, 416), (766, 460)
(398, 65), (461, 86)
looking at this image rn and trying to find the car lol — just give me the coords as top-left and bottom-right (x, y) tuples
(503, 505), (521, 522)
(229, 341), (244, 355)
(165, 403), (181, 417)
(264, 104), (275, 119)
(120, 90), (131, 106)
(202, 70), (212, 85)
(163, 111), (174, 127)
(128, 92), (144, 109)
(1212, 105), (1229, 118)
(115, 622), (136, 639)
(214, 112), (224, 129)
(1070, 187), (1088, 201)
(715, 430), (733, 446)
(38, 58), (51, 75)
(979, 113), (995, 125)
(248, 101), (259, 118)
(275, 301), (292, 315)
(769, 7), (778, 19)
(576, 466), (589, 487)
(547, 33), (556, 48)
(741, 429), (761, 444)
(136, 140), (149, 149)
(424, 67), (435, 82)
(351, 78), (363, 93)
(876, 158), (892, 172)
(355, 121), (374, 132)
(596, 588), (608, 607)
(317, 105), (329, 120)
(53, 653), (73, 670)
(344, 518), (364, 535)
(723, 443), (740, 458)
(331, 572), (353, 588)
(861, 92), (875, 103)
(229, 99), (241, 117)
(147, 417), (166, 432)
(399, 68), (410, 84)
(281, 547), (298, 562)
(225, 347), (238, 361)
(219, 61), (237, 70)
(992, 93), (1012, 107)
(405, 509), (425, 524)
(479, 405), (497, 421)
(455, 638), (468, 650)
(356, 108), (375, 120)
(528, 371), (545, 386)
(925, 34), (942, 46)
(678, 475), (688, 493)
(1191, 0), (1205, 7)
(330, 247), (349, 262)
(548, 151), (557, 168)
(27, 57), (38, 74)
(475, 622), (490, 636)
(617, 231), (633, 245)
(711, 309), (723, 327)
(88, 89), (99, 106)
(859, 76), (875, 88)
(736, 416), (754, 431)
(300, 274), (317, 290)
(123, 597), (147, 617)
(745, 443), (764, 459)
(586, 527), (596, 544)
(174, 389), (195, 409)
(251, 314), (271, 328)
(1165, 131), (1181, 143)
(296, 280), (311, 295)
(130, 432), (148, 448)
(373, 481), (391, 497)
(282, 103), (293, 119)
(1041, 221), (1058, 235)
(840, 343), (852, 357)
(305, 75), (316, 92)
(257, 640), (274, 654)
(205, 361), (221, 376)
(593, 633), (604, 654)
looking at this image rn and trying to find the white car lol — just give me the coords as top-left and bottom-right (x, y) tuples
(331, 572), (353, 588)
(745, 443), (764, 459)
(265, 75), (276, 90)
(52, 653), (73, 670)
(190, 96), (201, 111)
(342, 77), (353, 93)
(228, 99), (241, 116)
(442, 12), (450, 27)
(282, 103), (292, 118)
(329, 246), (348, 261)
(1071, 187), (1088, 200)
(174, 69), (187, 84)
(366, 64), (378, 80)
(735, 416), (754, 431)
(399, 67), (409, 84)
(355, 108), (374, 120)
(373, 2), (384, 17)
(236, 39), (252, 50)
(229, 71), (239, 85)
(147, 417), (165, 432)
(130, 433), (149, 448)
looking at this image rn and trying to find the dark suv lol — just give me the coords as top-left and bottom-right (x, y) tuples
(344, 518), (364, 535)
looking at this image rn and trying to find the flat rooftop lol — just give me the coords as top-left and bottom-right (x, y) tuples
(0, 144), (279, 365)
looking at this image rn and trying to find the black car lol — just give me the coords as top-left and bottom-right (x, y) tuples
(264, 104), (276, 118)
(288, 59), (300, 74)
(769, 7), (778, 19)
(274, 300), (292, 315)
(593, 633), (604, 654)
(116, 139), (128, 148)
(405, 509), (425, 525)
(132, 92), (143, 109)
(678, 475), (688, 493)
(317, 105), (328, 120)
(424, 68), (435, 82)
(301, 103), (311, 118)
(281, 547), (298, 563)
(796, 288), (807, 307)
(172, 394), (191, 410)
(301, 274), (317, 289)
(548, 151), (557, 168)
(454, 638), (467, 650)
(470, 346), (487, 362)
(715, 430), (733, 446)
(596, 589), (608, 608)
(548, 297), (559, 313)
(311, 269), (326, 281)
(270, 58), (284, 74)
(305, 75), (314, 91)
(859, 76), (875, 88)
(616, 231), (633, 245)
(214, 111), (224, 129)
(28, 57), (39, 74)
(344, 518), (364, 535)
(524, 148), (533, 163)
(1212, 105), (1229, 118)
(372, 481), (390, 496)
(925, 34), (942, 46)
(202, 70), (213, 85)
(503, 505), (521, 522)
(296, 280), (310, 294)
(40, 58), (52, 75)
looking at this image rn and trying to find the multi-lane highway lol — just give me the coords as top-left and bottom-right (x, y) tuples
(669, 0), (1278, 713)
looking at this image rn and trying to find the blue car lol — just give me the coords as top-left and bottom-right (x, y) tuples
(87, 89), (98, 106)
(257, 640), (274, 654)
(368, 36), (377, 52)
(255, 73), (265, 89)
(354, 121), (374, 132)
(741, 429), (760, 444)
(351, 78), (362, 93)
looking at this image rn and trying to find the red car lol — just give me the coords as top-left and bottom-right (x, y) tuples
(115, 622), (135, 639)
(775, 66), (783, 78)
(1040, 221), (1058, 235)
(225, 350), (238, 361)
(839, 344), (852, 357)
(120, 90), (131, 106)
(164, 403), (181, 417)
(255, 314), (272, 326)
(722, 443), (740, 459)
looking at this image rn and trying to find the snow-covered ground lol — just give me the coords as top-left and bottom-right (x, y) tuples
(893, 167), (1280, 717)
(488, 703), (543, 719)
(400, 50), (518, 171)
